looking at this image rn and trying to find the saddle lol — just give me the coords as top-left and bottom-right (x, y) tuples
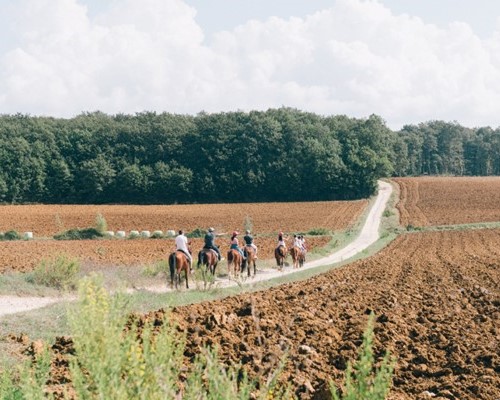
(202, 248), (218, 258)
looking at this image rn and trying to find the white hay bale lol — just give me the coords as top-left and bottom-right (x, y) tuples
(152, 230), (163, 237)
(105, 231), (115, 237)
(140, 230), (151, 238)
(23, 232), (34, 240)
(166, 230), (176, 237)
(116, 231), (126, 238)
(129, 230), (140, 238)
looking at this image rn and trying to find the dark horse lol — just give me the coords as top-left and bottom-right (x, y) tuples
(290, 245), (305, 269)
(227, 248), (243, 279)
(274, 245), (287, 271)
(169, 250), (192, 289)
(197, 248), (219, 275)
(242, 245), (257, 277)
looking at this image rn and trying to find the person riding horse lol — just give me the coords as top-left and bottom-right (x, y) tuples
(175, 230), (192, 269)
(230, 231), (246, 260)
(203, 227), (223, 260)
(243, 229), (258, 259)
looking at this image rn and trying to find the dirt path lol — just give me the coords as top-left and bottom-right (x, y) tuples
(0, 180), (393, 318)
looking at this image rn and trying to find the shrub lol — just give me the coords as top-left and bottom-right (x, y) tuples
(142, 260), (168, 277)
(95, 213), (108, 233)
(307, 228), (331, 236)
(54, 228), (104, 240)
(330, 313), (395, 400)
(151, 231), (164, 239)
(187, 227), (205, 238)
(28, 255), (81, 290)
(1, 230), (21, 241)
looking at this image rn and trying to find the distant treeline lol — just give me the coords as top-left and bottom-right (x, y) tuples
(0, 109), (498, 204)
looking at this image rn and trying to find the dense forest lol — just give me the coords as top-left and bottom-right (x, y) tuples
(0, 109), (498, 204)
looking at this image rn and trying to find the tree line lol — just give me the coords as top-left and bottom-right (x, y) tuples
(0, 109), (498, 204)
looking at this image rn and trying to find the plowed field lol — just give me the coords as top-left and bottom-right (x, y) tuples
(395, 176), (500, 227)
(44, 229), (500, 399)
(0, 200), (367, 238)
(0, 236), (331, 273)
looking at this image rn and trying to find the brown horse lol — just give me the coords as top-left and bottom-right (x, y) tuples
(274, 245), (287, 271)
(227, 248), (243, 279)
(243, 245), (257, 277)
(169, 250), (192, 289)
(197, 248), (218, 275)
(290, 246), (305, 269)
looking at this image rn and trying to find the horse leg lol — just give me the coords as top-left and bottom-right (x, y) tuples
(185, 265), (189, 289)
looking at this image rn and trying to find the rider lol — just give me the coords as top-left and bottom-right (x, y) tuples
(294, 234), (305, 252)
(230, 231), (246, 260)
(277, 231), (287, 251)
(175, 229), (192, 269)
(243, 229), (258, 259)
(204, 227), (223, 261)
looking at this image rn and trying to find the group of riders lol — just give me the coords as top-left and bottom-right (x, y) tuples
(173, 227), (308, 270)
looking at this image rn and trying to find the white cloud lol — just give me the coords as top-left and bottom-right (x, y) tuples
(1, 0), (500, 129)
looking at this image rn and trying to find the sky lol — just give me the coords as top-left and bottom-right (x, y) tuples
(1, 0), (500, 130)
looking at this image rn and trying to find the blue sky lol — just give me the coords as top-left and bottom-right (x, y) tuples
(1, 0), (500, 129)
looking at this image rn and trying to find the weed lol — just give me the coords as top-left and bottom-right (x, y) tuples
(54, 228), (104, 240)
(307, 227), (331, 236)
(187, 227), (205, 238)
(27, 255), (81, 290)
(0, 230), (21, 241)
(95, 213), (108, 233)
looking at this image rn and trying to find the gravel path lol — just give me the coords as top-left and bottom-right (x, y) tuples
(0, 180), (392, 318)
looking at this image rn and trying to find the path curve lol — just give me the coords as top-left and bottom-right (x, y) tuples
(0, 180), (393, 317)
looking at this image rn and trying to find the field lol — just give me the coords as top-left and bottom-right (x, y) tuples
(394, 176), (500, 227)
(3, 178), (500, 399)
(0, 199), (366, 272)
(40, 229), (500, 399)
(0, 200), (367, 238)
(0, 236), (331, 273)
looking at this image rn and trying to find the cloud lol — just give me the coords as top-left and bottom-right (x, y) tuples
(1, 0), (500, 129)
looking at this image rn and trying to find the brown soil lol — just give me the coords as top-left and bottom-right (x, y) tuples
(0, 200), (367, 238)
(0, 236), (330, 273)
(394, 176), (500, 227)
(41, 229), (500, 399)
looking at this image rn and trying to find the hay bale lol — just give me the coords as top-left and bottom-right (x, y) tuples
(116, 231), (126, 238)
(140, 230), (151, 238)
(23, 232), (34, 240)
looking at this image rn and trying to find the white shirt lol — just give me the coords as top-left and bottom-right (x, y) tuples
(175, 234), (189, 252)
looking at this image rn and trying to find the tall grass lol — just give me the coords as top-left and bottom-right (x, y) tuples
(27, 255), (81, 290)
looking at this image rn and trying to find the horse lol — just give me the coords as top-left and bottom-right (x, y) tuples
(242, 245), (257, 277)
(274, 245), (287, 271)
(169, 250), (192, 289)
(290, 245), (305, 269)
(197, 248), (219, 275)
(227, 248), (243, 279)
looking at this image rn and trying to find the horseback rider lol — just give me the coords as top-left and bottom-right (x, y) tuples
(243, 229), (258, 259)
(230, 231), (246, 260)
(277, 231), (287, 251)
(175, 230), (192, 268)
(204, 227), (223, 260)
(294, 234), (306, 252)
